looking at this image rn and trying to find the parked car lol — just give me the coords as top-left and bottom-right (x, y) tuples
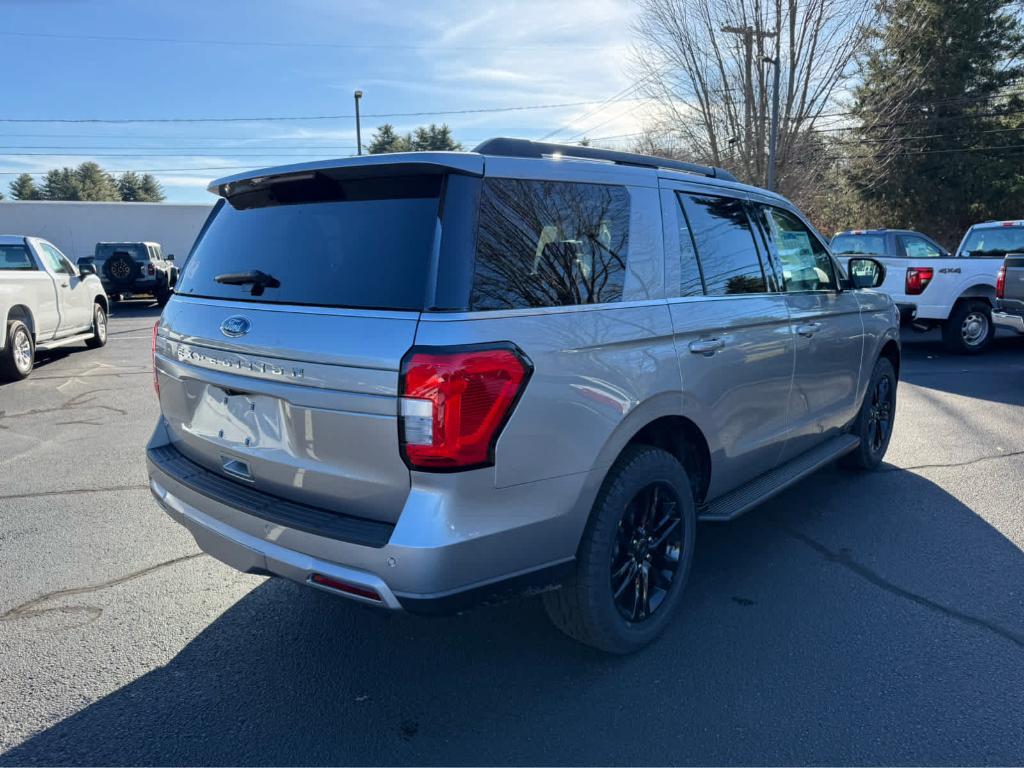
(994, 252), (1024, 334)
(147, 139), (900, 654)
(832, 224), (1005, 353)
(91, 241), (177, 306)
(0, 235), (108, 381)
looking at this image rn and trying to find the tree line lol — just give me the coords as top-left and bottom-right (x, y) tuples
(630, 0), (1024, 246)
(6, 163), (165, 202)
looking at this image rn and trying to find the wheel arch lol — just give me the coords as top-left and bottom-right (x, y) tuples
(878, 337), (901, 379)
(4, 304), (36, 344)
(94, 293), (109, 315)
(955, 283), (997, 307)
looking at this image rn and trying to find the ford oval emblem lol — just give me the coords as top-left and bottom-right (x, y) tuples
(220, 315), (251, 338)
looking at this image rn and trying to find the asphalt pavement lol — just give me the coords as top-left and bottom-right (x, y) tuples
(1, 302), (1023, 766)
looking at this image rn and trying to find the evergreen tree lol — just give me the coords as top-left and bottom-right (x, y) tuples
(41, 168), (82, 200)
(367, 124), (411, 154)
(138, 174), (165, 202)
(116, 171), (165, 202)
(73, 162), (121, 201)
(409, 123), (462, 151)
(9, 173), (39, 200)
(847, 0), (1024, 245)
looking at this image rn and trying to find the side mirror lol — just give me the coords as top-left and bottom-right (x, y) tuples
(166, 253), (175, 261)
(77, 257), (96, 276)
(848, 257), (886, 289)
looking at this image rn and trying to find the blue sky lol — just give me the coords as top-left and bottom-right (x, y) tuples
(0, 0), (649, 202)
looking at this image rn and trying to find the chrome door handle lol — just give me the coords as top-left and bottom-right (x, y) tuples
(796, 322), (822, 337)
(688, 338), (725, 356)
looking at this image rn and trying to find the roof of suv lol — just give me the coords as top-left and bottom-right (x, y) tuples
(833, 229), (929, 237)
(965, 220), (1024, 230)
(207, 137), (784, 204)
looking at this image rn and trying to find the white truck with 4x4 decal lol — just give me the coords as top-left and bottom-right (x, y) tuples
(832, 223), (1011, 353)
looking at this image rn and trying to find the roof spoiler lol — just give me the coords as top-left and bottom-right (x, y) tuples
(473, 137), (738, 182)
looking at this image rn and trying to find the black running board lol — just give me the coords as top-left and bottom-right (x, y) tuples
(698, 434), (860, 522)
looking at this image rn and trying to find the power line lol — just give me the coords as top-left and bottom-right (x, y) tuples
(0, 99), (644, 125)
(0, 30), (612, 53)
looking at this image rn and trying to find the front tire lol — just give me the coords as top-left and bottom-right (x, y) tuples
(543, 445), (697, 654)
(942, 300), (994, 354)
(0, 320), (35, 382)
(85, 303), (107, 349)
(843, 356), (897, 470)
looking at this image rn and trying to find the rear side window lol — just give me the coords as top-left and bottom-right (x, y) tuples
(831, 234), (886, 255)
(176, 174), (443, 310)
(0, 244), (35, 271)
(470, 178), (630, 310)
(678, 193), (768, 295)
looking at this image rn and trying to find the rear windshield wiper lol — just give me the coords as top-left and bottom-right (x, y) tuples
(214, 269), (281, 296)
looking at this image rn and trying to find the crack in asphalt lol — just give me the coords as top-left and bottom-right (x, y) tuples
(0, 552), (205, 627)
(0, 483), (149, 502)
(0, 388), (128, 421)
(885, 449), (1024, 473)
(781, 526), (1024, 650)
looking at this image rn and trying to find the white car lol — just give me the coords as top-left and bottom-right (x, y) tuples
(0, 235), (109, 381)
(833, 225), (1007, 353)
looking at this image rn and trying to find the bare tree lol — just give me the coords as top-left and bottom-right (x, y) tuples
(631, 0), (875, 201)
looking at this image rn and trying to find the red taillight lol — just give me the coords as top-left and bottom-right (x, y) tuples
(905, 266), (934, 295)
(147, 264), (155, 276)
(996, 265), (1006, 299)
(152, 321), (160, 396)
(399, 345), (532, 471)
(310, 573), (382, 602)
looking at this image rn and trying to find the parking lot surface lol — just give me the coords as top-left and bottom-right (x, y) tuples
(1, 302), (1023, 766)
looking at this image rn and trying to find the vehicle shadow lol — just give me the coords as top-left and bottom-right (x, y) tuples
(3, 466), (1023, 766)
(900, 330), (1024, 405)
(108, 300), (163, 320)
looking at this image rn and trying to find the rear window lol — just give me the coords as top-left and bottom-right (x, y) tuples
(95, 244), (145, 263)
(831, 234), (887, 255)
(959, 226), (1024, 258)
(175, 174), (443, 310)
(470, 178), (631, 310)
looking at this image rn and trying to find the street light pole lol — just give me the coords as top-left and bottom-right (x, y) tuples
(354, 90), (363, 155)
(765, 57), (780, 192)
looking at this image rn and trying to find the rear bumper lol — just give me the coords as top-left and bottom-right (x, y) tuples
(146, 423), (591, 613)
(993, 309), (1024, 333)
(895, 302), (917, 324)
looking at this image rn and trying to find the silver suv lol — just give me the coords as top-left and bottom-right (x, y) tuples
(147, 139), (900, 653)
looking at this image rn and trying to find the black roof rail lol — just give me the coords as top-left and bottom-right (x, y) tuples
(472, 137), (738, 182)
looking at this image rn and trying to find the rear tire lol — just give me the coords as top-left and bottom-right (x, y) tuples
(842, 356), (897, 470)
(0, 320), (34, 382)
(85, 303), (107, 349)
(543, 445), (697, 654)
(154, 282), (171, 307)
(942, 300), (994, 354)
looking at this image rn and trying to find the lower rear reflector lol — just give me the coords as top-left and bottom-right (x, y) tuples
(310, 573), (382, 602)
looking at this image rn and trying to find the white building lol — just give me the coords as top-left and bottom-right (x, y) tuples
(0, 201), (214, 262)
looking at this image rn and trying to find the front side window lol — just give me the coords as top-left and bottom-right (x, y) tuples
(40, 244), (71, 275)
(758, 206), (837, 292)
(471, 178), (630, 310)
(898, 235), (942, 258)
(678, 193), (768, 295)
(0, 244), (36, 271)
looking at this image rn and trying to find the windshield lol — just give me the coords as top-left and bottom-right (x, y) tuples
(95, 244), (145, 263)
(175, 174), (443, 310)
(958, 226), (1024, 258)
(831, 234), (887, 255)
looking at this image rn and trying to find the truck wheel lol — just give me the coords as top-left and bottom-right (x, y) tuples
(842, 356), (897, 470)
(85, 303), (107, 349)
(942, 300), (994, 354)
(154, 279), (172, 307)
(542, 445), (697, 654)
(0, 320), (34, 382)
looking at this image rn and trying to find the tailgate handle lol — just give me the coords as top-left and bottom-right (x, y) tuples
(220, 456), (253, 482)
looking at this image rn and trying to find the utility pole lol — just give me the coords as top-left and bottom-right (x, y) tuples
(353, 90), (363, 155)
(764, 56), (780, 191)
(721, 25), (777, 183)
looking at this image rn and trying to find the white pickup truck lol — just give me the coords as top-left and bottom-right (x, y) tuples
(832, 224), (1009, 353)
(0, 235), (109, 381)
